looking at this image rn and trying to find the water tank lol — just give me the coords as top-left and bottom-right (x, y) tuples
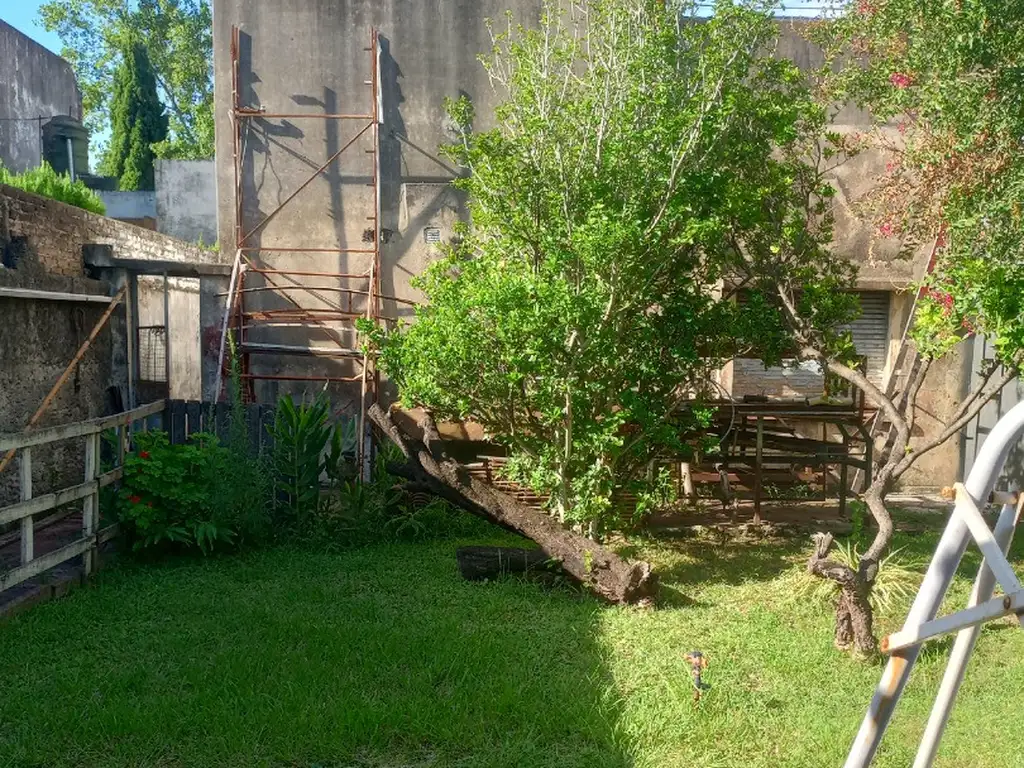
(41, 116), (89, 178)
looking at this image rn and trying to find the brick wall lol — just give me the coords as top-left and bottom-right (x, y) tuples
(0, 184), (220, 277)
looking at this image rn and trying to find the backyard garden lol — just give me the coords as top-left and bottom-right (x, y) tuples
(4, 0), (1024, 766)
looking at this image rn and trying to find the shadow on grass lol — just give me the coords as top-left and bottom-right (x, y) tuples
(0, 543), (635, 768)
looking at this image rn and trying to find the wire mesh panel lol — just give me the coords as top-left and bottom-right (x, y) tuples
(138, 325), (167, 383)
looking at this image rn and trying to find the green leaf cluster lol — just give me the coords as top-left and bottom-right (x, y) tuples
(812, 0), (1024, 371)
(39, 0), (213, 162)
(0, 162), (106, 214)
(370, 0), (837, 525)
(116, 430), (271, 554)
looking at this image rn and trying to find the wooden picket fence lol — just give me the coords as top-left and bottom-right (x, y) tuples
(0, 400), (165, 596)
(162, 399), (277, 455)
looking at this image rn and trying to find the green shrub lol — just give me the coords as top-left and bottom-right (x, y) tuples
(0, 162), (106, 214)
(116, 430), (271, 554)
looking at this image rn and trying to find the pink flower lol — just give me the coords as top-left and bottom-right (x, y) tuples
(897, 122), (908, 135)
(879, 222), (895, 237)
(885, 160), (897, 173)
(890, 72), (912, 89)
(856, 0), (875, 14)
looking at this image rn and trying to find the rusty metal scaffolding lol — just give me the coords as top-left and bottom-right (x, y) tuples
(217, 26), (385, 472)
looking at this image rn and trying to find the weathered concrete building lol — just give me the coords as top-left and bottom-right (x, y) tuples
(0, 21), (82, 174)
(210, 4), (994, 490)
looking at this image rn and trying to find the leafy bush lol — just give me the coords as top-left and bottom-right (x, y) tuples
(116, 430), (271, 554)
(0, 162), (106, 214)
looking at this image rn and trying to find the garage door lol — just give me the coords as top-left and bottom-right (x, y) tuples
(847, 291), (891, 385)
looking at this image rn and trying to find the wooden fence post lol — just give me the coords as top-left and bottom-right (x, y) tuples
(19, 448), (32, 564)
(753, 416), (764, 525)
(83, 432), (100, 576)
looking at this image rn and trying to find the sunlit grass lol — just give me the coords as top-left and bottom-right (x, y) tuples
(1, 517), (1021, 767)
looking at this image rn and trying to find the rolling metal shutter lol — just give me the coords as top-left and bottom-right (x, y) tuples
(847, 291), (890, 385)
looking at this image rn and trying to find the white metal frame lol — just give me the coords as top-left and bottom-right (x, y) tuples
(845, 400), (1024, 767)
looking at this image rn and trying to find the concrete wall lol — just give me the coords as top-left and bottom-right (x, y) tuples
(156, 159), (218, 245)
(0, 21), (82, 173)
(97, 191), (158, 230)
(213, 0), (544, 404)
(0, 184), (229, 505)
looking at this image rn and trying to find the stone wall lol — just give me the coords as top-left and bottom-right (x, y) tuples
(0, 184), (228, 506)
(0, 20), (82, 173)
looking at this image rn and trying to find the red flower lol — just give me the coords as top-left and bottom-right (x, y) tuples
(897, 122), (908, 135)
(129, 495), (142, 504)
(879, 221), (895, 237)
(856, 0), (875, 14)
(890, 72), (912, 89)
(139, 451), (151, 460)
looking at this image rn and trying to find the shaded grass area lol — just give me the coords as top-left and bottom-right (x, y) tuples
(2, 516), (1024, 767)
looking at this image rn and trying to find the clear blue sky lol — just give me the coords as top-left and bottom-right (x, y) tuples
(1, 2), (62, 54)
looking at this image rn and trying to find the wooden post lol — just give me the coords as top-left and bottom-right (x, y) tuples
(19, 448), (32, 564)
(839, 434), (850, 519)
(753, 416), (764, 525)
(82, 432), (100, 576)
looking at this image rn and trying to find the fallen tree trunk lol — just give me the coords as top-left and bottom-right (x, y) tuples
(368, 404), (657, 605)
(456, 546), (555, 581)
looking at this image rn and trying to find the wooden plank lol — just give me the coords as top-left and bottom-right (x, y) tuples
(185, 401), (202, 439)
(19, 447), (32, 564)
(0, 400), (165, 452)
(245, 404), (261, 453)
(753, 416), (764, 525)
(83, 432), (99, 576)
(0, 286), (114, 303)
(0, 535), (96, 593)
(169, 400), (187, 444)
(0, 468), (123, 526)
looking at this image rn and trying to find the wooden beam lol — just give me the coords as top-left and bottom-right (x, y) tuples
(0, 467), (123, 526)
(19, 448), (32, 564)
(0, 287), (113, 303)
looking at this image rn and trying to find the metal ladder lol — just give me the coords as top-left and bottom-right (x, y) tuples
(844, 399), (1024, 767)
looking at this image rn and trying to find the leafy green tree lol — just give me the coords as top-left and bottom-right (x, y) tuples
(103, 41), (168, 190)
(728, 1), (1024, 656)
(367, 0), (841, 527)
(39, 0), (213, 161)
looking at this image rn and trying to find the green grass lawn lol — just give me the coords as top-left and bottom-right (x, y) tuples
(2, 519), (1023, 768)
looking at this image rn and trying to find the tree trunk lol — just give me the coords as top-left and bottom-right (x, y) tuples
(456, 546), (557, 581)
(809, 532), (878, 656)
(369, 404), (657, 605)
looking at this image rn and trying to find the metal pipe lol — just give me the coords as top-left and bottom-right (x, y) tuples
(844, 399), (1024, 767)
(239, 247), (375, 254)
(65, 136), (75, 181)
(240, 373), (362, 383)
(245, 268), (370, 278)
(911, 497), (1021, 768)
(235, 110), (373, 120)
(213, 253), (245, 402)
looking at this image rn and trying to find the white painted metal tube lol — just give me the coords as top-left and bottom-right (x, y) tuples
(912, 499), (1020, 768)
(844, 399), (1024, 768)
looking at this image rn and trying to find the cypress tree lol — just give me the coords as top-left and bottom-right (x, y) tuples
(102, 42), (168, 190)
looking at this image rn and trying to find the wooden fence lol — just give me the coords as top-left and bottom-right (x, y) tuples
(0, 400), (165, 595)
(162, 400), (276, 455)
